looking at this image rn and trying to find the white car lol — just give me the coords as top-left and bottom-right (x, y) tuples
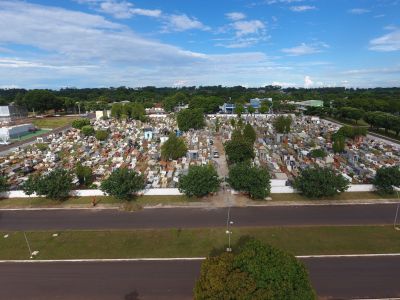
(213, 151), (219, 158)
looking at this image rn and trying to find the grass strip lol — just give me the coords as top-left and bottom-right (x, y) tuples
(0, 195), (189, 208)
(270, 192), (396, 202)
(1, 226), (399, 260)
(32, 117), (79, 129)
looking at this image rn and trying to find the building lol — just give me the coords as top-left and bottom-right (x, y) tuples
(294, 100), (324, 110)
(248, 98), (272, 111)
(0, 105), (28, 123)
(0, 124), (35, 144)
(220, 103), (236, 114)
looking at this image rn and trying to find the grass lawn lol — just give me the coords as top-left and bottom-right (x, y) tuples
(271, 192), (397, 202)
(32, 116), (79, 129)
(0, 195), (190, 208)
(0, 226), (399, 260)
(10, 129), (51, 142)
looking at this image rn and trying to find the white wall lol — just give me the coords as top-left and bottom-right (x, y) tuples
(0, 185), (378, 199)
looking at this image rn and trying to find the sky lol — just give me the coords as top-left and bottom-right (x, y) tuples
(0, 0), (399, 89)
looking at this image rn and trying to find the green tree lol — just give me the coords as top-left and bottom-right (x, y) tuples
(95, 130), (109, 141)
(0, 175), (8, 193)
(243, 123), (257, 144)
(177, 109), (205, 131)
(161, 133), (188, 160)
(72, 118), (90, 129)
(273, 116), (292, 134)
(259, 101), (270, 114)
(100, 167), (145, 200)
(310, 149), (326, 158)
(235, 103), (245, 117)
(23, 169), (73, 200)
(332, 133), (346, 153)
(111, 103), (123, 119)
(22, 90), (58, 113)
(293, 166), (349, 198)
(228, 163), (271, 199)
(225, 137), (254, 164)
(75, 163), (93, 186)
(130, 103), (146, 120)
(81, 125), (95, 136)
(178, 165), (220, 197)
(194, 238), (315, 300)
(247, 106), (255, 115)
(373, 166), (400, 195)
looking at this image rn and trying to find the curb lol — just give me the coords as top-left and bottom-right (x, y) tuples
(1, 253), (400, 263)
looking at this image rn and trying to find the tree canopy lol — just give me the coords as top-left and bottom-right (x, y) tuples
(100, 167), (145, 200)
(373, 166), (400, 195)
(194, 237), (315, 300)
(177, 109), (205, 131)
(178, 165), (220, 197)
(273, 116), (292, 134)
(22, 169), (73, 200)
(293, 166), (349, 198)
(228, 163), (271, 199)
(72, 118), (90, 129)
(0, 175), (8, 193)
(161, 133), (188, 160)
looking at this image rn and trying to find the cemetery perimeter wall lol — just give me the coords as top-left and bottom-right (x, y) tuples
(0, 184), (376, 199)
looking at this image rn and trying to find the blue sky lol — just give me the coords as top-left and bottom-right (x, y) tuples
(0, 0), (399, 89)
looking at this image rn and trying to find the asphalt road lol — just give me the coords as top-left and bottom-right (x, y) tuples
(0, 204), (398, 231)
(1, 256), (399, 299)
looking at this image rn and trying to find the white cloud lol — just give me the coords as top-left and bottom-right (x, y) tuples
(225, 12), (246, 21)
(162, 14), (210, 32)
(77, 0), (161, 19)
(232, 20), (266, 37)
(369, 29), (400, 51)
(304, 75), (313, 87)
(348, 8), (370, 15)
(289, 5), (316, 12)
(266, 0), (304, 4)
(281, 42), (328, 56)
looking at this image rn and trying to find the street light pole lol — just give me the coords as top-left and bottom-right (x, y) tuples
(394, 189), (400, 231)
(226, 191), (234, 252)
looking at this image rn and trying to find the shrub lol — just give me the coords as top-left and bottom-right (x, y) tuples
(95, 130), (109, 141)
(72, 118), (90, 129)
(81, 125), (95, 136)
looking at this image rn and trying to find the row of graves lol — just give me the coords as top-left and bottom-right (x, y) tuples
(213, 114), (400, 184)
(0, 116), (214, 190)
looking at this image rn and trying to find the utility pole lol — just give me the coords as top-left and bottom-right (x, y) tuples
(394, 187), (400, 230)
(225, 188), (234, 252)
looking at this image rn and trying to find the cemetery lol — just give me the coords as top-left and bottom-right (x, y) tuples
(1, 112), (399, 191)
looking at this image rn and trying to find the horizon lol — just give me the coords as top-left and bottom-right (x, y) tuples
(0, 0), (399, 89)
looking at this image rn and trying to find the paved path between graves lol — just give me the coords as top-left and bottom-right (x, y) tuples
(0, 203), (398, 230)
(1, 256), (400, 299)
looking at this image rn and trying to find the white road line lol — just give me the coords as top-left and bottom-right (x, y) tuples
(1, 253), (400, 263)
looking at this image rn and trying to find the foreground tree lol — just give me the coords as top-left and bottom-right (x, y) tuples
(161, 133), (188, 160)
(0, 175), (8, 193)
(228, 163), (271, 199)
(177, 109), (205, 131)
(100, 167), (145, 200)
(224, 137), (254, 164)
(373, 166), (400, 194)
(194, 238), (315, 300)
(75, 163), (93, 186)
(95, 130), (109, 141)
(22, 169), (73, 200)
(293, 166), (349, 198)
(178, 165), (220, 197)
(243, 123), (257, 144)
